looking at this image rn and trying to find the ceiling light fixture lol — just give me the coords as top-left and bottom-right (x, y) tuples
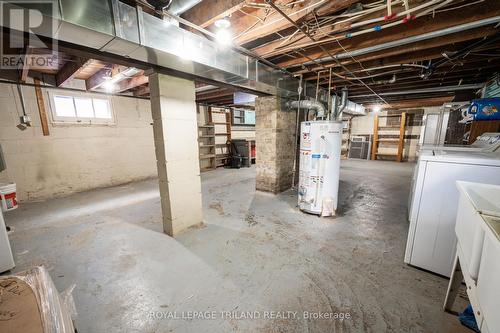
(102, 77), (117, 93)
(373, 105), (381, 113)
(214, 17), (232, 46)
(214, 18), (231, 29)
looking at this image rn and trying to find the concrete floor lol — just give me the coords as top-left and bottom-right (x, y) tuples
(3, 160), (469, 333)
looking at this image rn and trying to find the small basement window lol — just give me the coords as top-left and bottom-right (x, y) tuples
(232, 109), (255, 126)
(49, 91), (114, 125)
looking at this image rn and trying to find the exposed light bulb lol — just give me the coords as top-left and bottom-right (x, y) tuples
(373, 105), (381, 113)
(102, 79), (116, 93)
(216, 29), (232, 46)
(214, 18), (231, 29)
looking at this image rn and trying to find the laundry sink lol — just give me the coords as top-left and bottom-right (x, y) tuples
(483, 215), (500, 242)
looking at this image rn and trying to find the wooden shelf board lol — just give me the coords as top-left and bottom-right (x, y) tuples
(200, 154), (216, 159)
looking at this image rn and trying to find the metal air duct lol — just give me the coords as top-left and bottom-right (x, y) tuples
(145, 0), (173, 11)
(336, 88), (348, 120)
(288, 100), (327, 119)
(168, 0), (202, 15)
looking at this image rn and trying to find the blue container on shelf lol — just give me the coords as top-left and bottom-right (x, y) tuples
(468, 98), (500, 121)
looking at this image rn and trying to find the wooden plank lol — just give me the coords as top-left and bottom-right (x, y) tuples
(182, 0), (246, 28)
(364, 96), (454, 109)
(397, 112), (407, 162)
(371, 114), (379, 161)
(56, 57), (90, 87)
(33, 78), (50, 136)
(234, 0), (358, 45)
(274, 2), (500, 68)
(86, 67), (110, 91)
(116, 75), (148, 93)
(133, 85), (150, 97)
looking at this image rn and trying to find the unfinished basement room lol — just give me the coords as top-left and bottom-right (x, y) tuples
(1, 0), (500, 332)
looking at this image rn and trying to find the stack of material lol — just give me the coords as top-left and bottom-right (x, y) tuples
(0, 266), (76, 333)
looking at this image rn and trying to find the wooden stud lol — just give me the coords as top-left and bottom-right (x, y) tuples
(397, 112), (407, 162)
(33, 78), (50, 136)
(371, 114), (379, 160)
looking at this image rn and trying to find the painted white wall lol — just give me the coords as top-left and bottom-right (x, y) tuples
(0, 83), (156, 201)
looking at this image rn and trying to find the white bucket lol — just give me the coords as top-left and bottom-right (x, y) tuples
(0, 183), (18, 212)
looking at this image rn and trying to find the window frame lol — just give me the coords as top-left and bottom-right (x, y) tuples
(48, 90), (115, 126)
(231, 108), (255, 127)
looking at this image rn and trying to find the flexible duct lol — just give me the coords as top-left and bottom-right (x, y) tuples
(337, 88), (348, 120)
(288, 100), (327, 119)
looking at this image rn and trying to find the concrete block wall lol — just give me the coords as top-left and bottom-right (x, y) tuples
(255, 96), (296, 193)
(0, 83), (156, 201)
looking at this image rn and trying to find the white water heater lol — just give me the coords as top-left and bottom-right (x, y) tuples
(298, 121), (342, 216)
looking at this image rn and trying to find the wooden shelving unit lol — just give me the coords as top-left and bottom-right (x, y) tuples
(371, 112), (407, 162)
(208, 107), (232, 168)
(198, 124), (216, 171)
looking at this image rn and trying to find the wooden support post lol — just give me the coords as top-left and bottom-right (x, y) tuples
(225, 109), (232, 142)
(371, 114), (379, 160)
(208, 106), (213, 124)
(397, 112), (407, 162)
(33, 78), (50, 136)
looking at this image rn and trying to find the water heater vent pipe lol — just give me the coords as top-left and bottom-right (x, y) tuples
(287, 100), (327, 119)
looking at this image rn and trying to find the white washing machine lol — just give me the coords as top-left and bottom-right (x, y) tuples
(409, 133), (500, 218)
(405, 147), (500, 277)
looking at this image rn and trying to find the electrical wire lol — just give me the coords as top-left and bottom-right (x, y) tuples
(263, 0), (390, 105)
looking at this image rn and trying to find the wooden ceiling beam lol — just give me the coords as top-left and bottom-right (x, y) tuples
(273, 2), (500, 68)
(321, 59), (500, 87)
(56, 57), (92, 87)
(116, 74), (148, 93)
(252, 2), (403, 58)
(298, 28), (499, 78)
(182, 0), (247, 28)
(234, 0), (358, 45)
(133, 85), (150, 97)
(86, 66), (111, 91)
(363, 96), (455, 109)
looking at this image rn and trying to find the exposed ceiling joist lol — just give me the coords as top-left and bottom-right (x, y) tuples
(181, 0), (246, 28)
(298, 27), (500, 77)
(365, 96), (455, 109)
(234, 0), (358, 45)
(273, 3), (500, 68)
(56, 57), (91, 87)
(116, 74), (148, 93)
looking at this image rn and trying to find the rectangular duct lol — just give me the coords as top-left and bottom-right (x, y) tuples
(0, 0), (328, 102)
